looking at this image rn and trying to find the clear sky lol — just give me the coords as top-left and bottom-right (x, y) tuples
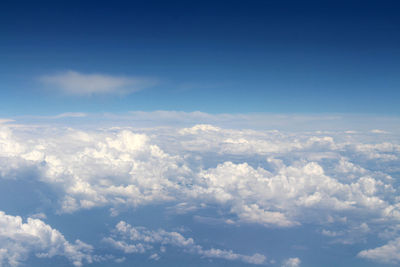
(1, 0), (400, 115)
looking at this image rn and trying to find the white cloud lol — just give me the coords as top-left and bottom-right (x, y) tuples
(50, 112), (88, 119)
(29, 213), (47, 220)
(104, 221), (266, 265)
(0, 211), (93, 267)
(358, 237), (400, 264)
(0, 123), (399, 227)
(370, 129), (389, 134)
(282, 257), (301, 267)
(39, 71), (155, 95)
(0, 114), (400, 265)
(11, 111), (400, 134)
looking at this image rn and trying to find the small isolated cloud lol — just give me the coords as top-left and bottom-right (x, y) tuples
(370, 129), (389, 134)
(282, 257), (301, 267)
(52, 112), (87, 119)
(29, 212), (47, 220)
(39, 70), (156, 96)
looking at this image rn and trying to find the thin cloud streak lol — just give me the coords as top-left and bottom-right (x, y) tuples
(39, 71), (157, 96)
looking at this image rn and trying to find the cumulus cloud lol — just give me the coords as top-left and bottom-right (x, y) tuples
(282, 257), (301, 267)
(104, 221), (266, 265)
(39, 71), (156, 95)
(0, 123), (398, 226)
(0, 115), (400, 265)
(358, 237), (400, 264)
(0, 211), (93, 267)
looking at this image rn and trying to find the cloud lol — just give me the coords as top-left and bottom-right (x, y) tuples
(11, 111), (400, 134)
(104, 221), (266, 265)
(370, 129), (389, 134)
(282, 257), (301, 267)
(358, 237), (400, 264)
(50, 112), (88, 119)
(39, 71), (156, 95)
(0, 123), (398, 227)
(0, 114), (400, 265)
(0, 211), (93, 267)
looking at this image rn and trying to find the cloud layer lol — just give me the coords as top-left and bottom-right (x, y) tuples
(0, 115), (399, 265)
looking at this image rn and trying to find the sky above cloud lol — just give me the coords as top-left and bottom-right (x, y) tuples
(1, 0), (400, 115)
(0, 0), (399, 266)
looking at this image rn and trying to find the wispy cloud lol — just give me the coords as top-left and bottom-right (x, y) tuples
(39, 71), (156, 96)
(104, 221), (266, 265)
(0, 119), (14, 124)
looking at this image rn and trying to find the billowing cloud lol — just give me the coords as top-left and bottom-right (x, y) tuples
(0, 124), (398, 226)
(39, 71), (156, 95)
(104, 221), (266, 265)
(0, 211), (93, 267)
(0, 114), (399, 265)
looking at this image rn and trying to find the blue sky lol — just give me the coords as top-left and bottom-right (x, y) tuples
(1, 1), (400, 267)
(1, 0), (400, 115)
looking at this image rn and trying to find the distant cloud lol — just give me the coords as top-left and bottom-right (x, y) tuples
(52, 112), (87, 118)
(282, 257), (301, 267)
(104, 221), (266, 265)
(370, 129), (389, 134)
(0, 119), (14, 124)
(39, 71), (156, 95)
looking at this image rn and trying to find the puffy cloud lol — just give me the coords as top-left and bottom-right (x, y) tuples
(358, 237), (400, 264)
(0, 124), (398, 227)
(39, 71), (155, 95)
(0, 118), (400, 265)
(104, 221), (266, 265)
(0, 124), (399, 222)
(0, 211), (92, 267)
(190, 159), (396, 227)
(282, 257), (301, 267)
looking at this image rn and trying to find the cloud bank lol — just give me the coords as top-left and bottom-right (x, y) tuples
(0, 113), (399, 265)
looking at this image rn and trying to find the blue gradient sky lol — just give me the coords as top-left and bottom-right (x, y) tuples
(1, 0), (399, 115)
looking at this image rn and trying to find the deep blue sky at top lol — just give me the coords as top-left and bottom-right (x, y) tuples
(0, 0), (399, 115)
